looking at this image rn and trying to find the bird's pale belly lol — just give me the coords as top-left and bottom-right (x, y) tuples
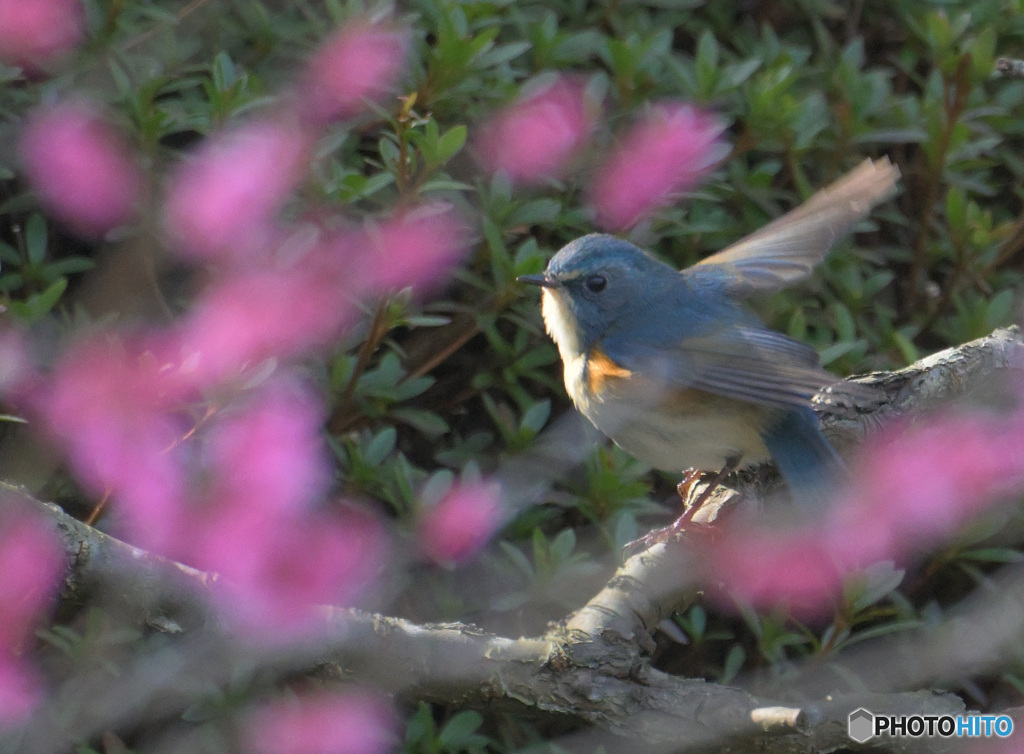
(565, 355), (770, 472)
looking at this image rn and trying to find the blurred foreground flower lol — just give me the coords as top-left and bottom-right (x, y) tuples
(708, 410), (1024, 618)
(177, 252), (354, 384)
(476, 76), (595, 184)
(243, 691), (398, 754)
(419, 481), (504, 565)
(204, 379), (331, 517)
(0, 0), (84, 71)
(195, 505), (385, 640)
(0, 507), (64, 726)
(163, 119), (312, 263)
(35, 335), (192, 552)
(19, 101), (144, 237)
(362, 203), (470, 295)
(590, 103), (728, 231)
(187, 381), (383, 638)
(300, 19), (410, 124)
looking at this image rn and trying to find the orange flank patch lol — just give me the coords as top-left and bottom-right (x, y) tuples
(586, 346), (632, 394)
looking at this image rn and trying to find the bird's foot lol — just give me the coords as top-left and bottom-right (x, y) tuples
(622, 461), (741, 558)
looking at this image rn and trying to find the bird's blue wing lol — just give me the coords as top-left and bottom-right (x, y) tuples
(684, 158), (899, 297)
(603, 325), (841, 411)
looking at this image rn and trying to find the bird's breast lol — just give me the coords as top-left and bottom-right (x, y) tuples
(571, 345), (770, 472)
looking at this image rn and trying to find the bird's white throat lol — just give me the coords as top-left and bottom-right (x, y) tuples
(540, 288), (582, 362)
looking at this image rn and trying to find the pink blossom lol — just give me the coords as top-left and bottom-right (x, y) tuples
(163, 119), (312, 263)
(19, 101), (143, 237)
(419, 481), (504, 565)
(708, 525), (842, 618)
(0, 328), (35, 396)
(0, 509), (63, 651)
(205, 379), (330, 517)
(477, 76), (595, 184)
(826, 414), (1024, 570)
(33, 336), (191, 551)
(0, 657), (44, 727)
(299, 20), (410, 124)
(363, 203), (469, 294)
(590, 103), (728, 231)
(0, 507), (63, 726)
(0, 0), (84, 71)
(243, 691), (398, 754)
(176, 256), (353, 385)
(192, 506), (385, 640)
(708, 410), (1024, 617)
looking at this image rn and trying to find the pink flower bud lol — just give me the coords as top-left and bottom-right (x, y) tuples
(163, 119), (312, 263)
(590, 103), (728, 231)
(19, 102), (143, 237)
(0, 0), (84, 71)
(300, 20), (410, 124)
(477, 76), (595, 184)
(419, 481), (503, 565)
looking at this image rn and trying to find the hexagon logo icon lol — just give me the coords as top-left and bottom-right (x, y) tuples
(848, 708), (875, 743)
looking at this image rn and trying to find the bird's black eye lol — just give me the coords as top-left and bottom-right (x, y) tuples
(585, 274), (607, 293)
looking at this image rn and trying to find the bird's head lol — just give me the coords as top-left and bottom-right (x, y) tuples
(518, 234), (676, 358)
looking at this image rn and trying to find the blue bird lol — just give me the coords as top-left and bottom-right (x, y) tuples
(518, 158), (899, 529)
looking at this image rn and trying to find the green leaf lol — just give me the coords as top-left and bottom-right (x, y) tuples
(520, 400), (550, 434)
(364, 427), (397, 466)
(438, 710), (484, 746)
(720, 644), (746, 684)
(435, 125), (467, 165)
(25, 214), (47, 266)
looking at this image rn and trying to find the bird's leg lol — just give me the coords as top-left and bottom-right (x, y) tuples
(676, 468), (702, 502)
(623, 457), (741, 556)
(669, 455), (741, 532)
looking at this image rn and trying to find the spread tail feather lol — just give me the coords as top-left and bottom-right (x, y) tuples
(761, 408), (845, 506)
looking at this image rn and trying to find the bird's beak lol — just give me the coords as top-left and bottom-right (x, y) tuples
(516, 273), (558, 288)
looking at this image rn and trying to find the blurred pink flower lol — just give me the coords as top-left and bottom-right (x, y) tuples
(708, 410), (1024, 618)
(477, 76), (595, 184)
(0, 509), (63, 651)
(590, 103), (728, 231)
(299, 20), (410, 124)
(419, 481), (504, 565)
(709, 526), (842, 619)
(205, 379), (330, 517)
(243, 691), (398, 754)
(363, 203), (469, 294)
(0, 507), (63, 726)
(0, 658), (44, 727)
(34, 336), (191, 551)
(0, 0), (84, 71)
(0, 328), (34, 396)
(19, 101), (144, 237)
(827, 413), (1024, 570)
(163, 119), (312, 263)
(193, 505), (385, 640)
(176, 255), (353, 384)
